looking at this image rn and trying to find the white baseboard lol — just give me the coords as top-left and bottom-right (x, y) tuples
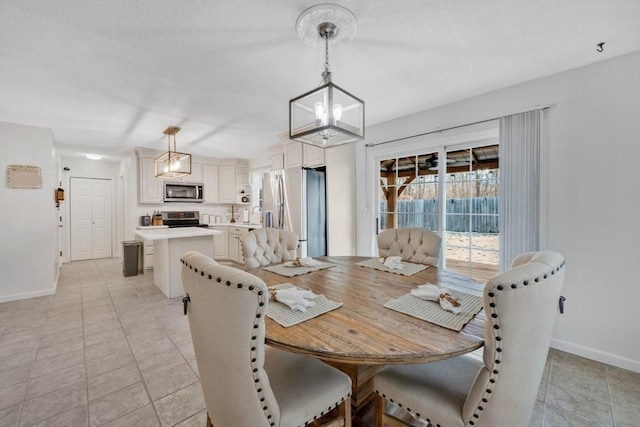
(551, 338), (640, 373)
(0, 288), (56, 303)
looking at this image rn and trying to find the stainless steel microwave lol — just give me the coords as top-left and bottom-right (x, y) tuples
(164, 182), (204, 203)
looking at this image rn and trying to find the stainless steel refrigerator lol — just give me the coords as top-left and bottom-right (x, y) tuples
(262, 167), (326, 258)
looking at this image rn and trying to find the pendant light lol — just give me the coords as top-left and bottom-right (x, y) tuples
(289, 4), (364, 148)
(154, 126), (192, 179)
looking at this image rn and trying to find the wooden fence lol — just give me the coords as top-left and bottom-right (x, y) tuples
(380, 198), (499, 233)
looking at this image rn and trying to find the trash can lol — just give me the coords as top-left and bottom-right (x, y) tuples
(122, 240), (141, 277)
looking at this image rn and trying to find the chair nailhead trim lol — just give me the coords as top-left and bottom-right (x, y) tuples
(465, 260), (566, 426)
(374, 390), (433, 425)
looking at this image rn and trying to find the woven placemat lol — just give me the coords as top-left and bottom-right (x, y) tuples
(355, 258), (428, 276)
(263, 261), (336, 278)
(384, 289), (483, 331)
(267, 284), (342, 328)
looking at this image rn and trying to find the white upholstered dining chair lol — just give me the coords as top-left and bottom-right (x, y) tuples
(377, 228), (442, 266)
(373, 251), (566, 427)
(241, 228), (299, 269)
(180, 251), (351, 427)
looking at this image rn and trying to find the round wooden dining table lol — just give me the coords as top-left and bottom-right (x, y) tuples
(246, 256), (486, 414)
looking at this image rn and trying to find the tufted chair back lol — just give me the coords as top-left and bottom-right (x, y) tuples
(462, 251), (566, 426)
(377, 228), (442, 266)
(180, 251), (280, 426)
(241, 228), (299, 269)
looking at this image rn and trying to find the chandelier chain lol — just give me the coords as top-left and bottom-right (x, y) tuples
(324, 32), (330, 74)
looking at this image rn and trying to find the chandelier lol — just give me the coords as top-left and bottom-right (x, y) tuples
(154, 126), (192, 179)
(289, 4), (364, 148)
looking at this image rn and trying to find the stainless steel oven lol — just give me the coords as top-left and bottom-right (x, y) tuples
(163, 182), (204, 203)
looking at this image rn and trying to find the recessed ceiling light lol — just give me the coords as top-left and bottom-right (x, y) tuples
(86, 154), (102, 160)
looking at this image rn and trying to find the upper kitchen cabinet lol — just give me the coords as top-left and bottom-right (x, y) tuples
(283, 141), (325, 169)
(135, 148), (249, 205)
(202, 164), (252, 204)
(218, 165), (236, 203)
(236, 165), (251, 204)
(138, 157), (204, 204)
(303, 144), (324, 167)
(138, 157), (163, 203)
(284, 142), (302, 168)
(271, 153), (284, 171)
(202, 164), (219, 203)
(173, 162), (203, 183)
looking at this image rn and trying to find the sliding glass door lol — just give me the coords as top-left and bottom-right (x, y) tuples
(443, 145), (499, 283)
(379, 153), (439, 232)
(378, 144), (499, 283)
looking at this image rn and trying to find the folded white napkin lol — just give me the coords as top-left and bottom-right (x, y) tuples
(379, 256), (404, 270)
(272, 287), (317, 312)
(299, 257), (319, 267)
(411, 284), (462, 314)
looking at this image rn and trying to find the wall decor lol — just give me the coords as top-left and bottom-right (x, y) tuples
(7, 165), (42, 189)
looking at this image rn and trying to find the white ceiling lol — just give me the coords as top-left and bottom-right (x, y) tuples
(1, 0), (639, 161)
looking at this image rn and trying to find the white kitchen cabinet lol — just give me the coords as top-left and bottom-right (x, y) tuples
(211, 226), (228, 259)
(174, 162), (203, 183)
(218, 165), (236, 203)
(236, 165), (251, 204)
(143, 241), (154, 269)
(138, 157), (163, 203)
(135, 235), (154, 270)
(271, 153), (284, 171)
(202, 165), (219, 203)
(303, 144), (325, 167)
(284, 142), (302, 168)
(228, 226), (248, 263)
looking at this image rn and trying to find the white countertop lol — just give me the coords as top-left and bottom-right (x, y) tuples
(135, 227), (222, 240)
(208, 223), (261, 229)
(136, 225), (169, 230)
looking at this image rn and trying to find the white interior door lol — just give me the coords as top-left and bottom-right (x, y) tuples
(91, 179), (112, 258)
(70, 178), (112, 261)
(71, 178), (92, 261)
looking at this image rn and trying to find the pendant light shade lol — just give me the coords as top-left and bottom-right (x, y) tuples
(155, 126), (192, 179)
(290, 79), (364, 147)
(289, 5), (364, 148)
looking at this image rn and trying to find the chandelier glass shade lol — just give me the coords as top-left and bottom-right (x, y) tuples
(289, 5), (364, 148)
(290, 79), (364, 147)
(155, 126), (192, 179)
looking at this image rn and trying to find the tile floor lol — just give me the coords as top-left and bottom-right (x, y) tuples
(0, 258), (638, 427)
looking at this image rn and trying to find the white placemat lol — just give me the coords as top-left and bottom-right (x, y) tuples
(384, 289), (483, 331)
(266, 284), (343, 328)
(355, 258), (428, 276)
(263, 261), (336, 278)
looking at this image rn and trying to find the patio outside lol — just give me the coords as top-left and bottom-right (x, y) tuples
(379, 145), (500, 284)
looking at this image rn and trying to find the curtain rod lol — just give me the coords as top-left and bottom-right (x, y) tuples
(365, 104), (550, 148)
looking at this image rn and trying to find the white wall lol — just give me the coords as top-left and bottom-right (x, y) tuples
(0, 122), (58, 302)
(356, 52), (640, 372)
(326, 144), (357, 255)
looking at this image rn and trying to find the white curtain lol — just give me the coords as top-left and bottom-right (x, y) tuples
(498, 110), (541, 271)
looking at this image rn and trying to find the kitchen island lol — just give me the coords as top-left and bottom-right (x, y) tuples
(134, 227), (222, 298)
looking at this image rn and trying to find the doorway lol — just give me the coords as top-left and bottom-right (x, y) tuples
(377, 143), (499, 282)
(70, 177), (112, 261)
(442, 145), (499, 283)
